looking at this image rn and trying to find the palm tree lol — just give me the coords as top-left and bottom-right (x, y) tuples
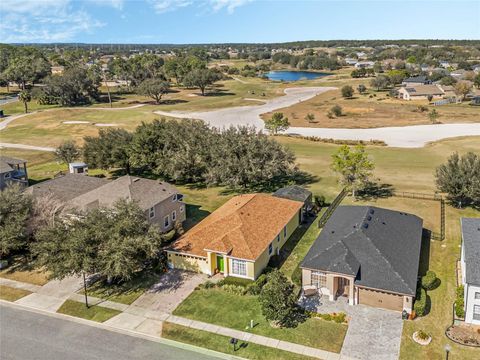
(18, 91), (32, 114)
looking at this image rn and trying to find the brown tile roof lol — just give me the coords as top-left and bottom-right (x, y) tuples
(171, 193), (303, 261)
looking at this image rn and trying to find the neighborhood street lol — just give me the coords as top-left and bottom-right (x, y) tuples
(0, 305), (221, 360)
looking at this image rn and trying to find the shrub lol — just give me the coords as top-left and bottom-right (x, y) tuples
(221, 284), (246, 295)
(341, 85), (354, 98)
(333, 312), (346, 323)
(416, 330), (430, 340)
(331, 105), (343, 117)
(455, 285), (465, 318)
(291, 266), (302, 287)
(203, 280), (216, 289)
(221, 276), (253, 287)
(246, 273), (268, 295)
(421, 271), (439, 290)
(414, 288), (427, 316)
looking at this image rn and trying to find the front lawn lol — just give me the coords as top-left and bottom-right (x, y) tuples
(172, 288), (347, 353)
(162, 322), (317, 360)
(0, 256), (50, 286)
(81, 271), (160, 305)
(57, 300), (121, 322)
(0, 285), (32, 301)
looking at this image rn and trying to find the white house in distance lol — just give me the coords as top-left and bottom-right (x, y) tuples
(460, 217), (480, 325)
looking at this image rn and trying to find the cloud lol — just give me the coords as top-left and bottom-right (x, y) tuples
(148, 0), (252, 14)
(0, 0), (104, 43)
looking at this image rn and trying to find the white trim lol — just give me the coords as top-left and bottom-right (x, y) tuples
(165, 250), (207, 259)
(231, 258), (247, 277)
(226, 272), (255, 280)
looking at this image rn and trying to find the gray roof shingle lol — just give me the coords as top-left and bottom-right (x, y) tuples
(301, 206), (423, 296)
(0, 156), (26, 174)
(273, 185), (312, 203)
(25, 174), (109, 202)
(461, 218), (480, 286)
(68, 175), (179, 211)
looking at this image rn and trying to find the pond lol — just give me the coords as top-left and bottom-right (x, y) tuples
(263, 70), (330, 82)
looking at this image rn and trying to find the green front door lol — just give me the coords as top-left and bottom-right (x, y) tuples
(217, 255), (224, 272)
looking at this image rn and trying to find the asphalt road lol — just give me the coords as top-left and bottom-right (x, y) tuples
(0, 304), (220, 360)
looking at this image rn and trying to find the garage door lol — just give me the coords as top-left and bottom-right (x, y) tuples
(358, 287), (403, 311)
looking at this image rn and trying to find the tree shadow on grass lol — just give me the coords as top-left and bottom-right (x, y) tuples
(159, 99), (188, 105)
(356, 182), (395, 200)
(183, 204), (211, 231)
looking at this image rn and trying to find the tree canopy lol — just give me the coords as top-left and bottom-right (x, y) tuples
(55, 140), (81, 165)
(331, 145), (375, 197)
(183, 68), (222, 95)
(264, 112), (290, 135)
(136, 78), (170, 104)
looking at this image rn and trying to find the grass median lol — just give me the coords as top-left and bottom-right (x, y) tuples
(57, 300), (121, 323)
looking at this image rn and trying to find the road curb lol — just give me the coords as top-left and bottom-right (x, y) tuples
(0, 300), (244, 360)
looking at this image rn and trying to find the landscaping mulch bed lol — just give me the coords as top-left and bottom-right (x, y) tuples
(446, 324), (480, 347)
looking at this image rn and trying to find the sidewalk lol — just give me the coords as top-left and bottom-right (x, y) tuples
(1, 277), (356, 360)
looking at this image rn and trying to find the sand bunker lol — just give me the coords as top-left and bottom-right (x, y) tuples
(94, 123), (118, 127)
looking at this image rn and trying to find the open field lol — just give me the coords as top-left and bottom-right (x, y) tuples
(162, 322), (317, 360)
(262, 86), (480, 129)
(172, 288), (348, 353)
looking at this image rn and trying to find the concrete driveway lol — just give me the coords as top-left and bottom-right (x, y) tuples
(300, 295), (403, 360)
(128, 269), (208, 315)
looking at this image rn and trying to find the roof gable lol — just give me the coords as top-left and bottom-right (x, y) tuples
(462, 218), (480, 286)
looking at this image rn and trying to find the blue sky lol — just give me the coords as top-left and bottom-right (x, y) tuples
(1, 0), (479, 44)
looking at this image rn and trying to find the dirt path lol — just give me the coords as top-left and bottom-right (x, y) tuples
(154, 86), (480, 148)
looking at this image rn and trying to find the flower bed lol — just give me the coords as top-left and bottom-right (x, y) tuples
(412, 330), (432, 346)
(446, 325), (480, 347)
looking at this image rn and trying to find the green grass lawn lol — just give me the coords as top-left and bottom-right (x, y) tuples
(0, 256), (50, 286)
(162, 322), (317, 360)
(172, 288), (347, 353)
(57, 300), (121, 322)
(81, 271), (160, 305)
(0, 285), (32, 301)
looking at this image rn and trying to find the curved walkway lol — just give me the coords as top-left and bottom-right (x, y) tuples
(154, 87), (480, 148)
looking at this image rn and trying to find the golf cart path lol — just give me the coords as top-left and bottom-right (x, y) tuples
(154, 87), (480, 148)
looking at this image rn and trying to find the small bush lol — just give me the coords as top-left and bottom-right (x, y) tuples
(221, 276), (253, 287)
(421, 271), (439, 290)
(416, 330), (430, 340)
(331, 105), (343, 117)
(221, 284), (246, 295)
(203, 280), (216, 289)
(455, 285), (465, 318)
(291, 266), (302, 287)
(245, 273), (269, 295)
(333, 312), (346, 323)
(414, 288), (427, 316)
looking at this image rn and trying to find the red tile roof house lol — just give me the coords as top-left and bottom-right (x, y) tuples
(301, 206), (423, 314)
(166, 194), (303, 280)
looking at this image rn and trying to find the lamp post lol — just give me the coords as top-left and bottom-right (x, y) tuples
(230, 337), (238, 352)
(444, 343), (451, 360)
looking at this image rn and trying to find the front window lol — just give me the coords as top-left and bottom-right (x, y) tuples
(277, 234), (280, 242)
(283, 226), (287, 238)
(475, 292), (480, 300)
(164, 215), (170, 228)
(149, 207), (155, 219)
(474, 305), (480, 321)
(231, 259), (247, 276)
(311, 271), (327, 288)
(172, 210), (176, 221)
(268, 243), (273, 255)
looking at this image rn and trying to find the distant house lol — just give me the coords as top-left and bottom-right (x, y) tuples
(345, 58), (358, 66)
(354, 61), (375, 69)
(0, 156), (28, 191)
(167, 194), (303, 279)
(440, 61), (450, 69)
(398, 84), (447, 101)
(460, 218), (480, 325)
(26, 174), (185, 231)
(300, 206), (423, 313)
(51, 66), (65, 75)
(273, 185), (313, 222)
(401, 76), (431, 86)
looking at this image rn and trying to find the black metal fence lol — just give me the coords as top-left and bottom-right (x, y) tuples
(318, 187), (348, 228)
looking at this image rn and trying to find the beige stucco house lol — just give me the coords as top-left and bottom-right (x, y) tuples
(301, 206), (423, 313)
(167, 193), (303, 280)
(26, 174), (185, 231)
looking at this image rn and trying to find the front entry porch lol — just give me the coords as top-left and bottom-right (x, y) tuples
(303, 269), (355, 305)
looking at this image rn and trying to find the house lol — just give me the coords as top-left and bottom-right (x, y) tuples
(51, 66), (64, 75)
(300, 206), (423, 313)
(273, 185), (313, 222)
(401, 76), (431, 86)
(354, 61), (375, 69)
(460, 218), (480, 325)
(0, 156), (28, 191)
(26, 174), (185, 231)
(345, 58), (358, 66)
(450, 69), (468, 80)
(397, 84), (446, 101)
(167, 194), (303, 280)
